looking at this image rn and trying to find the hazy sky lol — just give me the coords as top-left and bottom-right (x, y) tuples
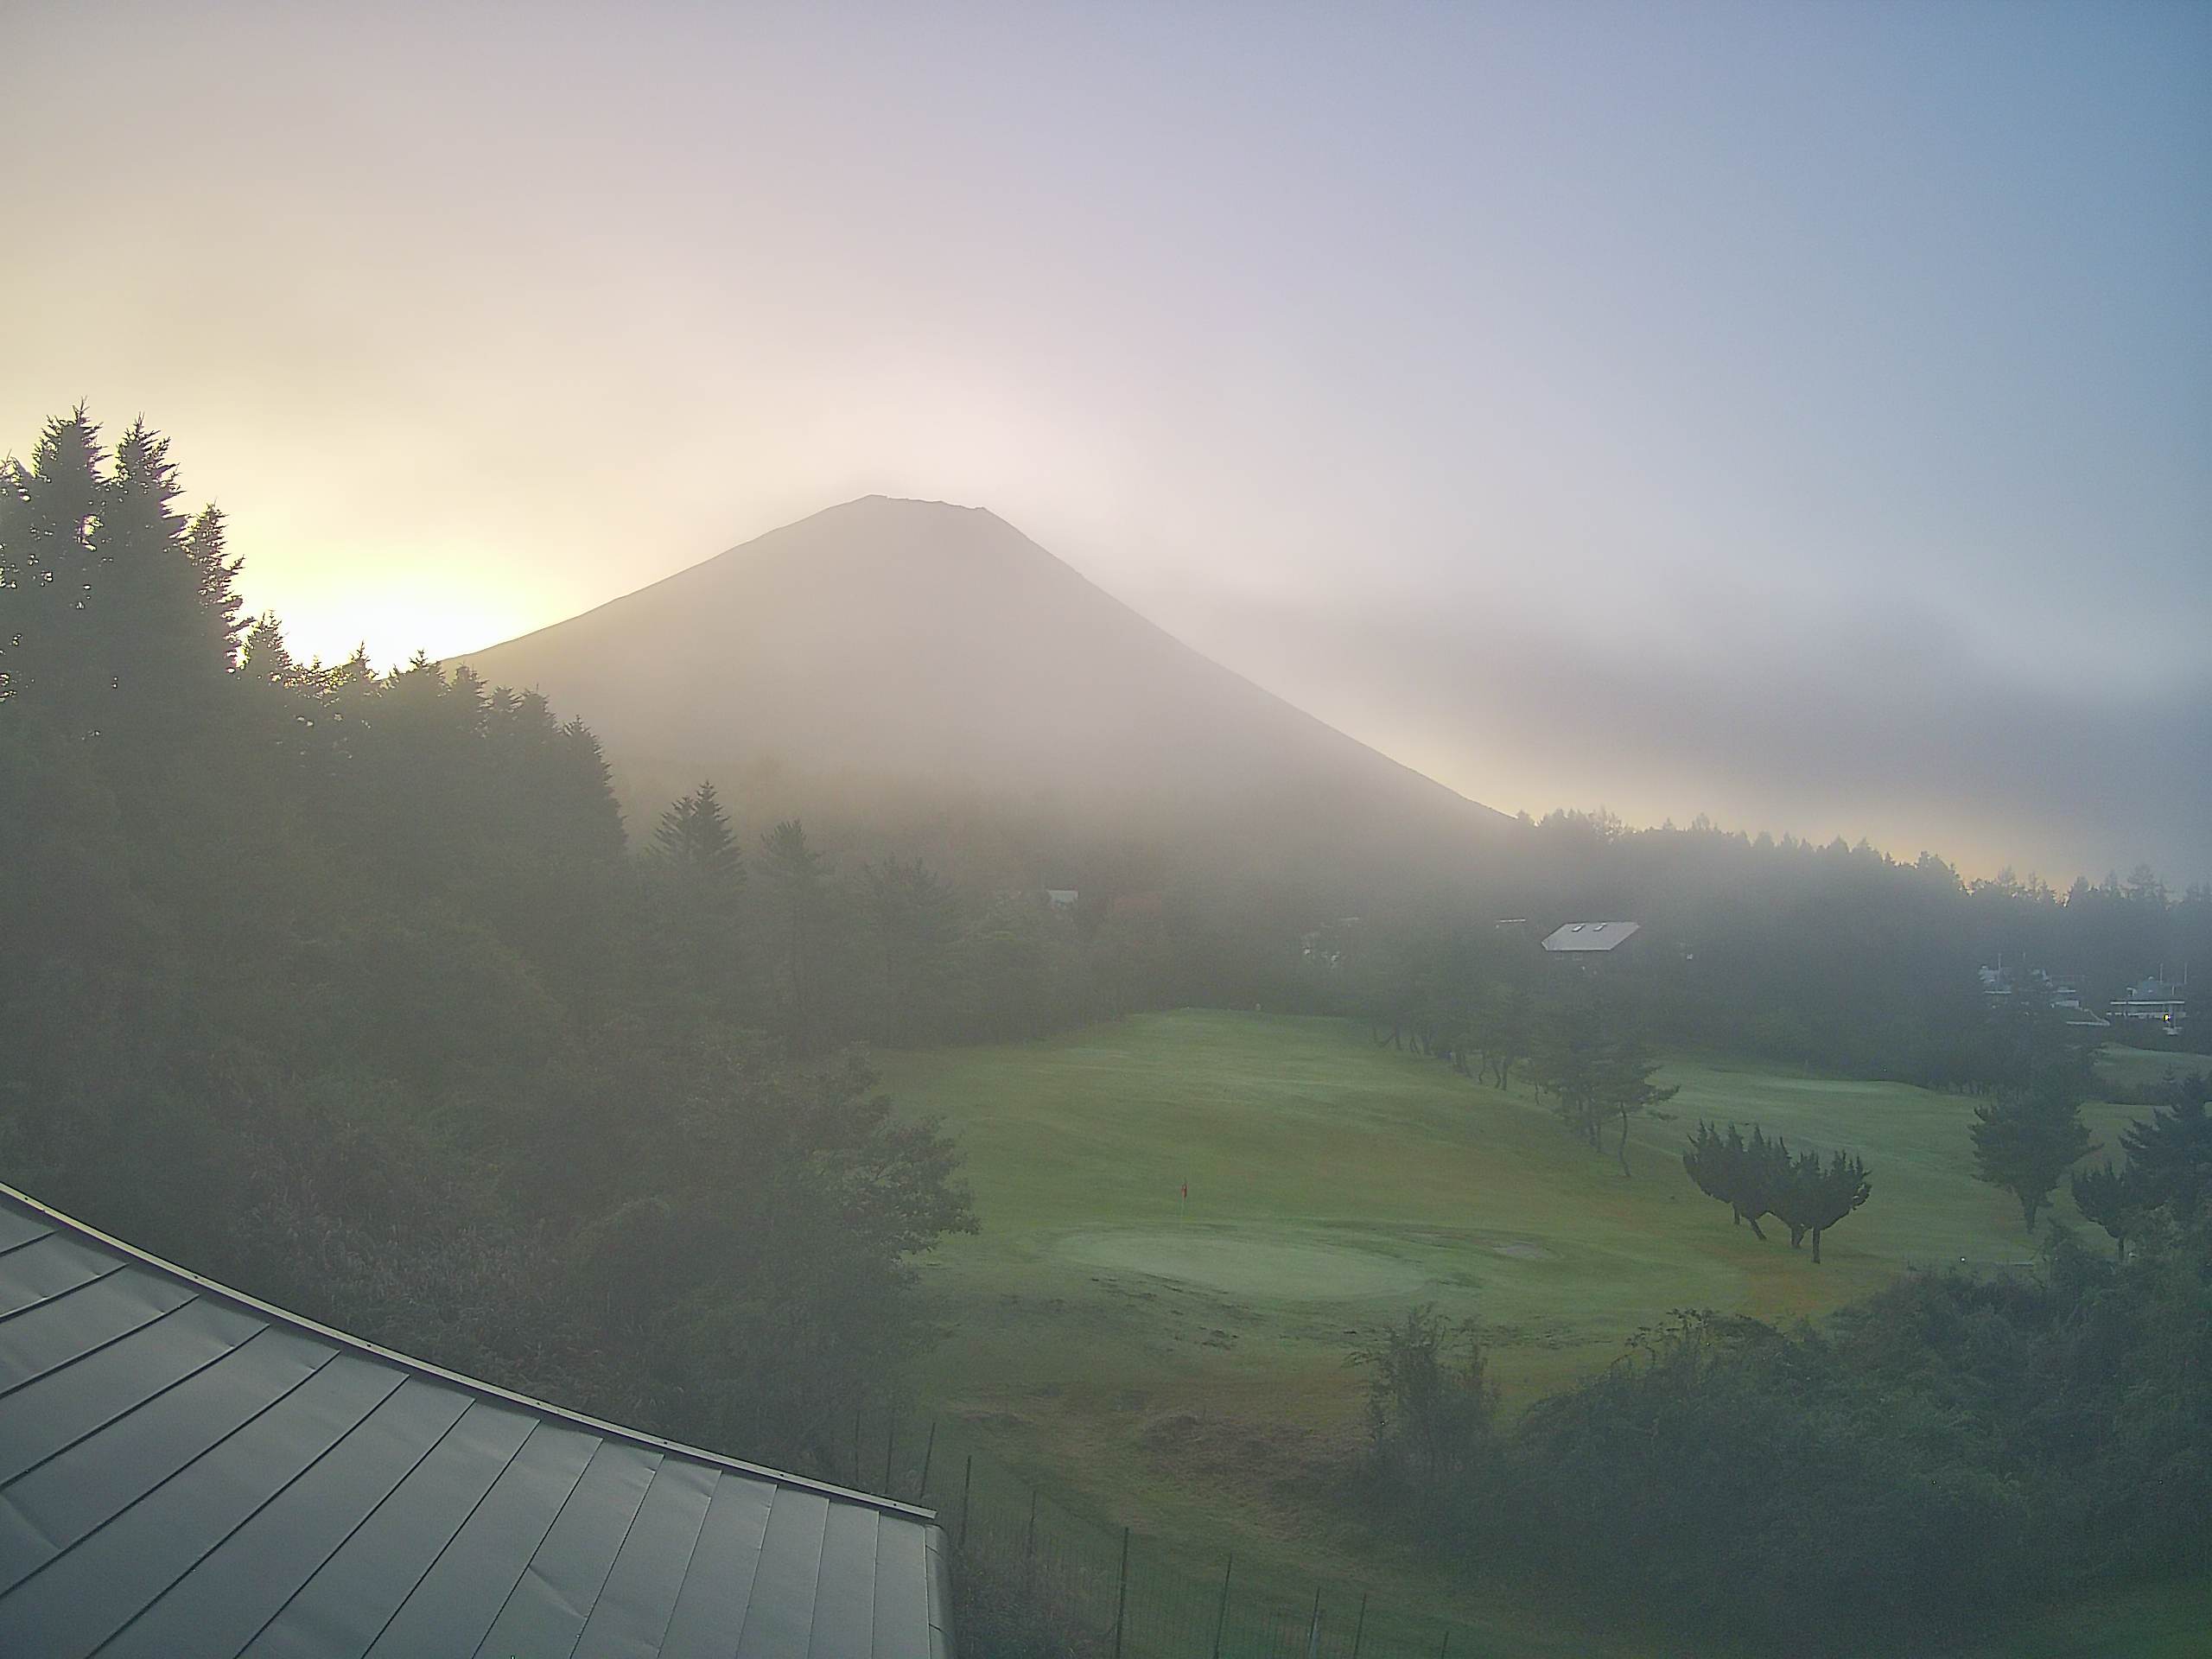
(7, 2), (2208, 883)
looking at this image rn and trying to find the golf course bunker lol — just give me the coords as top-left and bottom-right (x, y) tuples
(1061, 1230), (1428, 1300)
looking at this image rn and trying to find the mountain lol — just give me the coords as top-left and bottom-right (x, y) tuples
(457, 496), (1510, 880)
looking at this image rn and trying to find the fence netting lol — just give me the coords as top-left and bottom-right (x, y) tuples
(871, 1419), (1465, 1658)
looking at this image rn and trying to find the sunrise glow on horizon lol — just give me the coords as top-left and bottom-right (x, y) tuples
(5, 0), (2206, 883)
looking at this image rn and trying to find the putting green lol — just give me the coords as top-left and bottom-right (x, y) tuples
(1060, 1227), (1430, 1300)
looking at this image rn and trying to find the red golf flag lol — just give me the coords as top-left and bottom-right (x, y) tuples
(1180, 1182), (1188, 1200)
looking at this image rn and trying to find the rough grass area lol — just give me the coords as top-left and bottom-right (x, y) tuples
(2094, 1041), (2209, 1093)
(880, 1011), (2187, 1656)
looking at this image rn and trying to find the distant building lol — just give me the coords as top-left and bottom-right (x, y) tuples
(1541, 920), (1642, 956)
(1045, 888), (1078, 909)
(1980, 961), (2109, 1027)
(2109, 971), (2190, 1030)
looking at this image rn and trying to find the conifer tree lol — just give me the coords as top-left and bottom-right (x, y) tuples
(238, 611), (298, 686)
(95, 418), (210, 731)
(1770, 1147), (1872, 1262)
(1683, 1121), (1790, 1239)
(1971, 1071), (2096, 1231)
(1531, 1001), (1605, 1147)
(2070, 1160), (2142, 1259)
(555, 719), (626, 861)
(1597, 1033), (1680, 1176)
(654, 781), (741, 882)
(182, 504), (245, 669)
(2117, 1083), (2212, 1223)
(0, 410), (107, 723)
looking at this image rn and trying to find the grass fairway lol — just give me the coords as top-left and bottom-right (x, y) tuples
(879, 1011), (2170, 1655)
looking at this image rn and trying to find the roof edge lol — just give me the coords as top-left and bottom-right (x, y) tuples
(0, 1179), (938, 1525)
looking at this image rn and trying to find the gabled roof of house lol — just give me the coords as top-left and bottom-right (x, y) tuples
(0, 1182), (952, 1659)
(1541, 920), (1642, 953)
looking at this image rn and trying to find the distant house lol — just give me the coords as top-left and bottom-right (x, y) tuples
(2109, 971), (2190, 1030)
(1045, 888), (1078, 909)
(0, 1182), (954, 1658)
(1980, 960), (2110, 1027)
(1541, 920), (1642, 956)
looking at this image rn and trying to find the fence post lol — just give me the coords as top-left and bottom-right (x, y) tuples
(1211, 1554), (1233, 1659)
(957, 1454), (973, 1551)
(918, 1419), (937, 1500)
(1351, 1591), (1368, 1658)
(883, 1414), (896, 1492)
(1306, 1585), (1323, 1659)
(1111, 1526), (1130, 1659)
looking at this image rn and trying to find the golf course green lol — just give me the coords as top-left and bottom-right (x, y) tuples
(880, 1010), (2204, 1656)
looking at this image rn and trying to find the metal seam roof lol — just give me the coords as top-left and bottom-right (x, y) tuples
(1540, 919), (1643, 952)
(0, 1183), (952, 1659)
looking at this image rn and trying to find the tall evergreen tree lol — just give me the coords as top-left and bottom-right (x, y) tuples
(2069, 1160), (2142, 1260)
(2117, 1082), (2212, 1223)
(94, 418), (210, 733)
(0, 410), (107, 724)
(182, 504), (245, 670)
(1970, 1071), (2096, 1231)
(653, 781), (741, 881)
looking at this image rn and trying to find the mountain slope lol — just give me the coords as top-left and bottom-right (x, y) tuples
(458, 496), (1509, 871)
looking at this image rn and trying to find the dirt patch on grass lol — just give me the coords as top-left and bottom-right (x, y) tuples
(1059, 1230), (1429, 1301)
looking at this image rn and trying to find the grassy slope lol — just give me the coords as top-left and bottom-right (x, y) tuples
(879, 1011), (2185, 1656)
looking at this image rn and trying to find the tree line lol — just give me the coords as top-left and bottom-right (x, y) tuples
(1327, 810), (2205, 1093)
(0, 410), (992, 1474)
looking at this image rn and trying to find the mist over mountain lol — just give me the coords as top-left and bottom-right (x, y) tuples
(459, 496), (1511, 879)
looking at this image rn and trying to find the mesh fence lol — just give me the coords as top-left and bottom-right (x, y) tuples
(859, 1417), (1466, 1659)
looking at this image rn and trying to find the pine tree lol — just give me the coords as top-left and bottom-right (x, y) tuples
(2070, 1160), (2142, 1259)
(1770, 1147), (1872, 1262)
(238, 611), (298, 686)
(182, 505), (245, 670)
(1597, 1032), (1680, 1176)
(2117, 1083), (2212, 1224)
(1683, 1122), (1792, 1240)
(1531, 1001), (1605, 1147)
(653, 781), (741, 882)
(94, 418), (209, 733)
(555, 719), (626, 861)
(1971, 1071), (2096, 1231)
(0, 410), (107, 724)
